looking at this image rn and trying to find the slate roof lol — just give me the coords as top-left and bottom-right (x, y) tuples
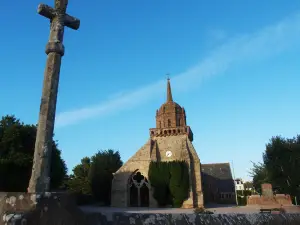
(201, 163), (235, 193)
(201, 163), (233, 180)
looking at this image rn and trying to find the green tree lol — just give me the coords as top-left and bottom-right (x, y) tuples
(263, 135), (300, 197)
(250, 135), (300, 200)
(88, 150), (123, 205)
(244, 181), (254, 190)
(249, 162), (270, 194)
(67, 157), (92, 195)
(0, 115), (67, 191)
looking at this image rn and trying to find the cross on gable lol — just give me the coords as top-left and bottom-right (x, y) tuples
(38, 1), (80, 30)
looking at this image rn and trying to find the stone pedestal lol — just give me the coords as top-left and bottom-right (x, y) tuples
(0, 192), (87, 225)
(247, 183), (292, 207)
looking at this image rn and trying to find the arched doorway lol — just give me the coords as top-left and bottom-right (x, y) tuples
(129, 171), (149, 207)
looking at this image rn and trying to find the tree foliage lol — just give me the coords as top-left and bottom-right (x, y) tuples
(169, 161), (190, 207)
(249, 162), (270, 193)
(236, 190), (252, 206)
(149, 161), (170, 206)
(263, 135), (300, 196)
(67, 149), (123, 205)
(250, 135), (300, 199)
(149, 161), (189, 207)
(67, 157), (92, 195)
(0, 115), (67, 191)
(89, 149), (123, 205)
(243, 181), (254, 190)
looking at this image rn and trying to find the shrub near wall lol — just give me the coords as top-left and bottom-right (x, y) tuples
(237, 190), (252, 206)
(169, 161), (190, 207)
(149, 161), (170, 206)
(149, 161), (189, 207)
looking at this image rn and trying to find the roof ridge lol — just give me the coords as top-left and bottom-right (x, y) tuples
(202, 162), (230, 165)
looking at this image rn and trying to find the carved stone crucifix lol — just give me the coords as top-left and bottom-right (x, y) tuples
(28, 0), (80, 193)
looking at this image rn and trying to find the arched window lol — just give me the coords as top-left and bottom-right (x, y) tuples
(129, 171), (149, 207)
(168, 119), (171, 127)
(159, 121), (161, 128)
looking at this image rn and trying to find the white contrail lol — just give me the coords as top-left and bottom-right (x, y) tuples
(56, 12), (300, 128)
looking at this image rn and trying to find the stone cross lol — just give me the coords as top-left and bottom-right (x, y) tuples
(28, 0), (80, 193)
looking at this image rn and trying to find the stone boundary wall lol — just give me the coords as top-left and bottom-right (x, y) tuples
(0, 192), (86, 225)
(85, 212), (300, 225)
(2, 210), (300, 224)
(1, 192), (300, 225)
(247, 194), (292, 206)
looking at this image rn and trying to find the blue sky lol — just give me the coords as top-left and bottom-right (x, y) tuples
(1, 0), (300, 181)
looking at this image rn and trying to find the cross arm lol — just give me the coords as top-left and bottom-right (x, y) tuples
(37, 4), (80, 30)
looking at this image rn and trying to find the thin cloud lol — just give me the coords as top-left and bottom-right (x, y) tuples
(207, 28), (227, 41)
(56, 12), (300, 128)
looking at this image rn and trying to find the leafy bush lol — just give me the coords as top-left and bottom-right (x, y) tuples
(0, 115), (67, 191)
(236, 190), (253, 206)
(149, 161), (189, 207)
(169, 161), (190, 207)
(149, 161), (170, 206)
(88, 150), (123, 205)
(67, 150), (123, 206)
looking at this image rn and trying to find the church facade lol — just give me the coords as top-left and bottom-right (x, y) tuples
(111, 79), (235, 208)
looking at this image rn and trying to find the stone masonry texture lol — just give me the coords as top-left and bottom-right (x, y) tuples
(111, 79), (205, 208)
(28, 0), (80, 193)
(111, 79), (237, 208)
(0, 192), (87, 225)
(84, 212), (300, 225)
(247, 183), (292, 206)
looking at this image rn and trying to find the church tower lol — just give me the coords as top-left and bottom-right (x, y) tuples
(111, 78), (204, 208)
(150, 78), (193, 142)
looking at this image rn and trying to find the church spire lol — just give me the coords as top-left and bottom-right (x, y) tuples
(167, 77), (173, 102)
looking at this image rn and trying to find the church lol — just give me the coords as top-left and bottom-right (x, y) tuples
(111, 79), (235, 208)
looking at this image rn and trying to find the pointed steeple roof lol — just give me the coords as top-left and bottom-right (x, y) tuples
(167, 78), (173, 102)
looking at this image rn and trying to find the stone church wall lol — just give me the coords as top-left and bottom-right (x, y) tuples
(111, 135), (204, 208)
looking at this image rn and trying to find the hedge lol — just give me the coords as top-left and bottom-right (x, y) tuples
(149, 161), (189, 207)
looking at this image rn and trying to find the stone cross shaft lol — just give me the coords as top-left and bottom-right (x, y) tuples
(28, 0), (80, 193)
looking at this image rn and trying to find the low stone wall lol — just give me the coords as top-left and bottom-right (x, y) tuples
(1, 192), (299, 225)
(247, 194), (292, 206)
(85, 212), (300, 225)
(275, 194), (293, 205)
(0, 192), (87, 225)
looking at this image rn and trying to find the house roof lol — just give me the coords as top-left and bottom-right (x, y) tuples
(201, 163), (233, 180)
(201, 163), (235, 193)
